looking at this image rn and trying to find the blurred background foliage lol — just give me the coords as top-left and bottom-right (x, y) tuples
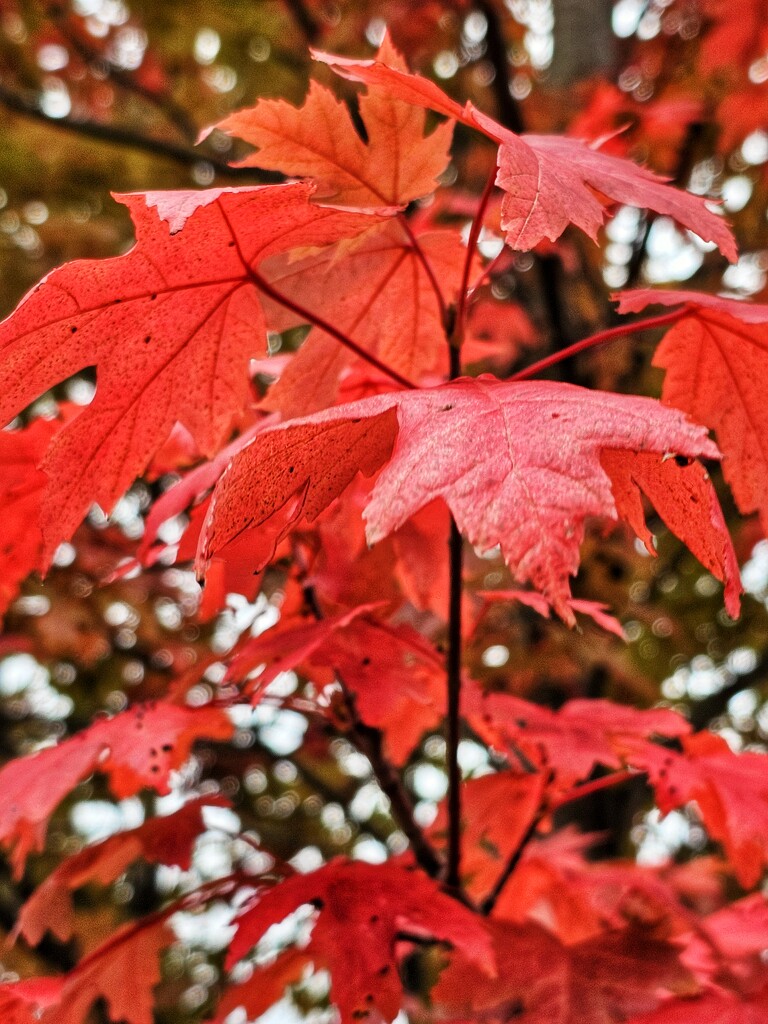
(2, 1), (768, 1021)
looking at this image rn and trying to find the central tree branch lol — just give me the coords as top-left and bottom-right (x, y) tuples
(445, 338), (464, 892)
(445, 508), (464, 890)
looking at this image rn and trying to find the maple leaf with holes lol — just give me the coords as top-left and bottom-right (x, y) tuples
(313, 41), (737, 258)
(225, 859), (493, 1024)
(214, 35), (453, 209)
(616, 289), (768, 534)
(0, 698), (232, 876)
(600, 448), (741, 617)
(471, 693), (690, 789)
(0, 183), (386, 557)
(200, 378), (734, 622)
(14, 795), (229, 945)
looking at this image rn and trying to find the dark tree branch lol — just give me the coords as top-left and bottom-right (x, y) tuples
(476, 0), (524, 134)
(283, 0), (323, 45)
(444, 339), (464, 893)
(445, 515), (464, 891)
(0, 81), (265, 179)
(46, 2), (199, 142)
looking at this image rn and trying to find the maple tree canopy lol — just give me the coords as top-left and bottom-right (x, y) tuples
(1, 5), (768, 1024)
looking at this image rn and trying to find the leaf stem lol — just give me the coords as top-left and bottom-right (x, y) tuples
(247, 267), (419, 391)
(508, 308), (688, 382)
(453, 170), (497, 348)
(548, 768), (636, 812)
(466, 246), (508, 300)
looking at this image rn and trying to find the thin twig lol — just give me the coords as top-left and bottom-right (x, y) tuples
(467, 246), (509, 299)
(479, 812), (539, 915)
(351, 708), (444, 878)
(480, 769), (637, 915)
(508, 307), (687, 381)
(0, 81), (262, 178)
(548, 769), (635, 813)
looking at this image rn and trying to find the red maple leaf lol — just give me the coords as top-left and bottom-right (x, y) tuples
(698, 0), (768, 74)
(627, 984), (768, 1024)
(0, 698), (232, 876)
(200, 378), (729, 622)
(473, 694), (689, 789)
(616, 289), (768, 535)
(225, 859), (493, 1024)
(313, 42), (737, 258)
(260, 222), (465, 413)
(625, 732), (768, 889)
(429, 919), (694, 1023)
(0, 184), (384, 557)
(1, 918), (172, 1024)
(212, 946), (312, 1024)
(227, 606), (445, 763)
(14, 795), (228, 945)
(0, 416), (59, 618)
(600, 448), (741, 617)
(493, 831), (704, 945)
(214, 35), (453, 209)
